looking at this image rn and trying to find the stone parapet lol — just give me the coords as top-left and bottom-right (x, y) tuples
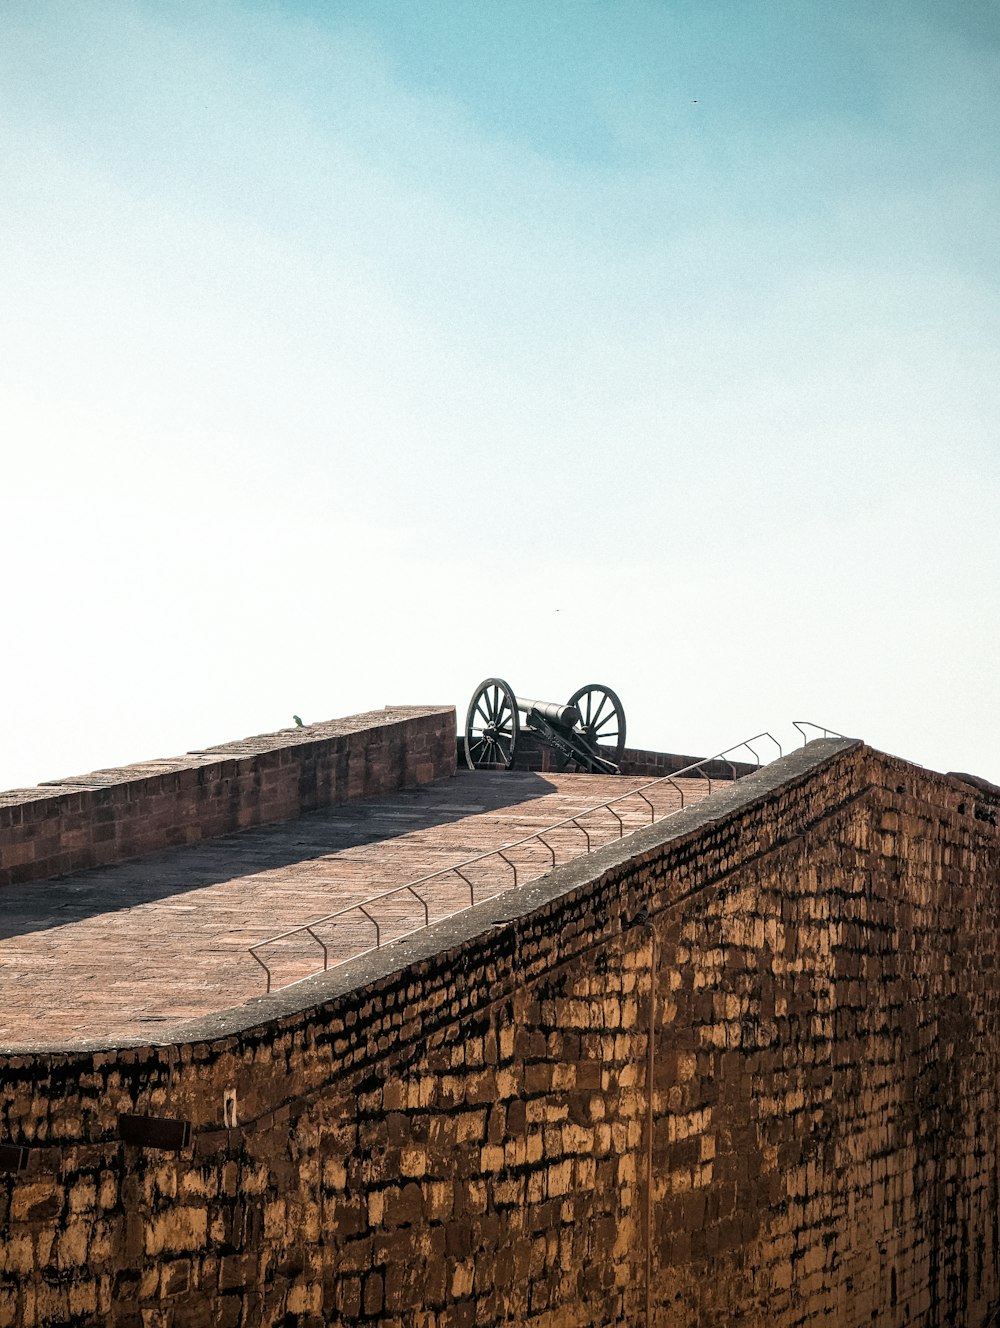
(0, 706), (456, 887)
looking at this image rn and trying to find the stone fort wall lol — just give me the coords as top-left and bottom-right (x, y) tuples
(0, 738), (998, 1327)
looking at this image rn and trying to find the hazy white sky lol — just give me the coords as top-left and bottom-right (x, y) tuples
(1, 0), (998, 789)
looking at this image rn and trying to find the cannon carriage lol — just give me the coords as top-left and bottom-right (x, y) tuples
(464, 678), (626, 775)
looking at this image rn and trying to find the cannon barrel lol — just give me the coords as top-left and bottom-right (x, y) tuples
(515, 697), (582, 728)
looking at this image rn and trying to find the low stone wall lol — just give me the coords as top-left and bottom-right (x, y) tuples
(0, 707), (456, 887)
(0, 739), (998, 1327)
(457, 732), (758, 781)
(617, 746), (759, 780)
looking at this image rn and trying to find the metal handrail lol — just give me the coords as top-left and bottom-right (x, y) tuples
(248, 730), (783, 992)
(792, 721), (847, 746)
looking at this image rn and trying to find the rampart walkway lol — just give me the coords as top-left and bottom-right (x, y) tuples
(0, 769), (712, 1047)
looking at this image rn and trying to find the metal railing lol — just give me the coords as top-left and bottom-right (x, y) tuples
(248, 731), (783, 993)
(792, 721), (847, 746)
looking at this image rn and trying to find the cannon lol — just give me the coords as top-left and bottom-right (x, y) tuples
(464, 678), (626, 775)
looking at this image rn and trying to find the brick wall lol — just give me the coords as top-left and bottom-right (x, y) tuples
(0, 739), (998, 1327)
(0, 707), (456, 887)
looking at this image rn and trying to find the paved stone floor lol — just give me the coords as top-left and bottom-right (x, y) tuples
(0, 769), (715, 1046)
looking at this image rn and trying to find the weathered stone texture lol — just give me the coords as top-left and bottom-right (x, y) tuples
(0, 740), (998, 1326)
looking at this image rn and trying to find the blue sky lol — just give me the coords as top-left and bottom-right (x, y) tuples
(1, 1), (998, 786)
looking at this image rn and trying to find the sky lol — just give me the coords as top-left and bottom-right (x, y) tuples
(1, 0), (998, 790)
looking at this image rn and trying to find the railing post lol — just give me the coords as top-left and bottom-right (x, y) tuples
(497, 851), (518, 886)
(305, 926), (329, 971)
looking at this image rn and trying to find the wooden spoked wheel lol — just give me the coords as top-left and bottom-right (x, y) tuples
(465, 677), (520, 770)
(559, 683), (626, 770)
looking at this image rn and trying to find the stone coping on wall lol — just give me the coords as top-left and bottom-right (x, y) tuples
(2, 738), (861, 1058)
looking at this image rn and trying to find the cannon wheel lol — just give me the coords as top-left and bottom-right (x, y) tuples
(465, 678), (520, 770)
(559, 683), (626, 771)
